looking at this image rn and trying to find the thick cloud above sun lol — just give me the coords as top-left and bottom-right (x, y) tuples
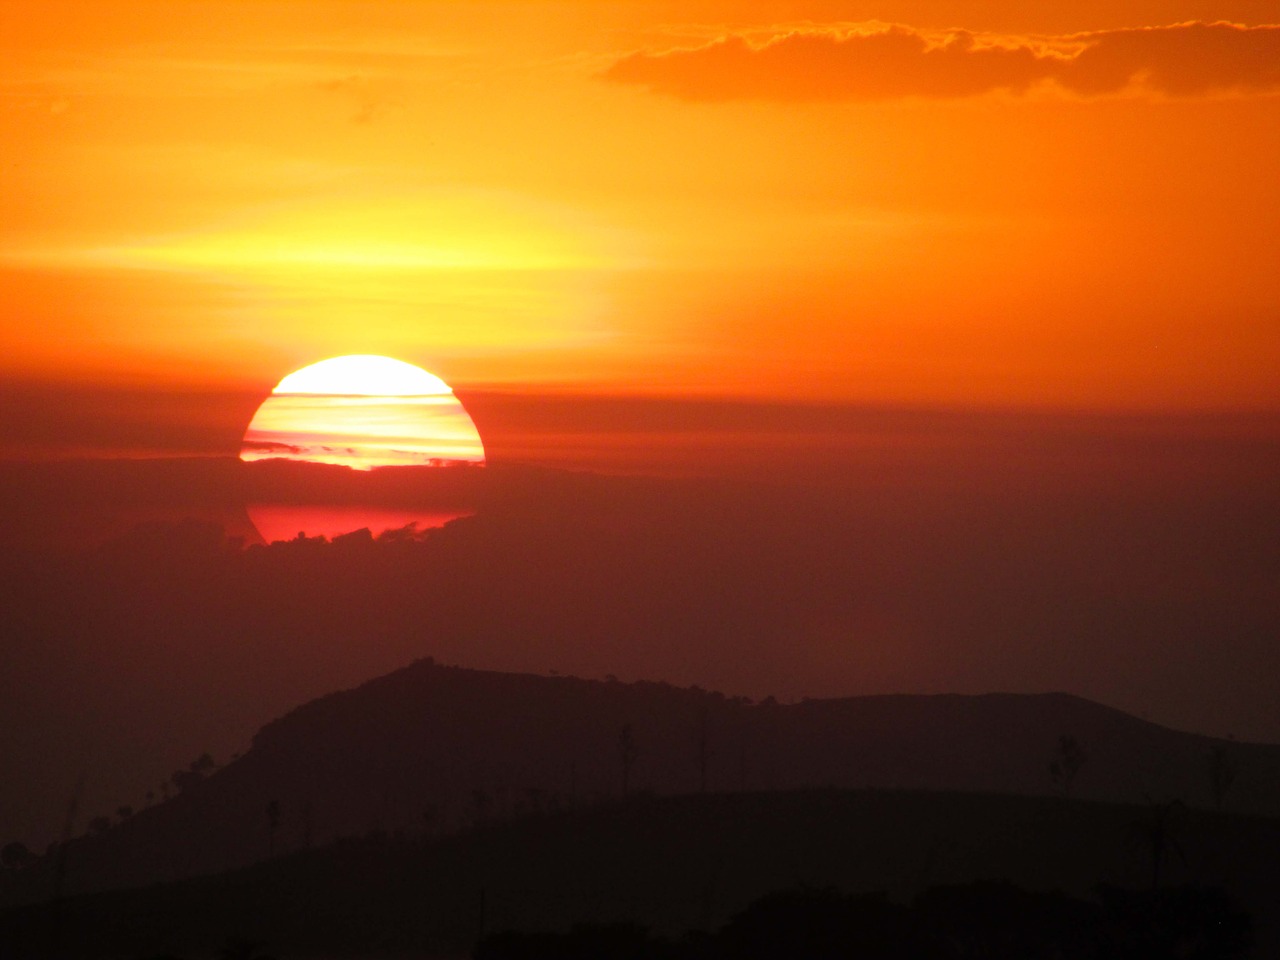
(603, 21), (1280, 101)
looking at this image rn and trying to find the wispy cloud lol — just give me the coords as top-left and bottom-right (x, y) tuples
(603, 21), (1280, 102)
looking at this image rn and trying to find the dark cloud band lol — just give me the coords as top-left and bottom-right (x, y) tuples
(602, 21), (1280, 102)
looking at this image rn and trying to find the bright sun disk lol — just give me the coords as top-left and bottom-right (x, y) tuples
(273, 355), (453, 396)
(241, 355), (485, 472)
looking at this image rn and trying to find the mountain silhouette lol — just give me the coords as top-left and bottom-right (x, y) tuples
(8, 660), (1279, 905)
(3, 787), (1277, 958)
(4, 450), (1278, 855)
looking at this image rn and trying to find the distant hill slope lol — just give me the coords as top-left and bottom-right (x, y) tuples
(6, 661), (1280, 903)
(3, 788), (1280, 959)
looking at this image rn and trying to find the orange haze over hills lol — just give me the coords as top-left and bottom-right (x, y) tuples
(3, 0), (1280, 871)
(1, 0), (1278, 458)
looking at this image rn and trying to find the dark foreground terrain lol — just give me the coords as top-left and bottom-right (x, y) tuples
(6, 661), (1280, 905)
(2, 787), (1277, 958)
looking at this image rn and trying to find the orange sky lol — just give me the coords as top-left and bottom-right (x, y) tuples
(4, 2), (1280, 841)
(2, 0), (1279, 440)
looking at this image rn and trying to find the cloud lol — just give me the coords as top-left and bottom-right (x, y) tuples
(1065, 21), (1280, 96)
(242, 440), (304, 455)
(602, 21), (1280, 102)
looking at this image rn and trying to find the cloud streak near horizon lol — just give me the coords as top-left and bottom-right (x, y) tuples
(603, 21), (1280, 102)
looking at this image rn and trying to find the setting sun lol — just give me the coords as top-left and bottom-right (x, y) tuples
(2, 4), (1280, 955)
(273, 355), (452, 397)
(241, 355), (485, 470)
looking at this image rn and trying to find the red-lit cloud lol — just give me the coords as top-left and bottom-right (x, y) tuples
(603, 21), (1280, 101)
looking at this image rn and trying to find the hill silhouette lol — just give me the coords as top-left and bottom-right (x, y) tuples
(6, 661), (1280, 906)
(3, 450), (1278, 856)
(2, 787), (1277, 958)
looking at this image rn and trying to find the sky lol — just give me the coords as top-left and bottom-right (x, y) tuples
(2, 0), (1279, 459)
(1, 1), (1279, 846)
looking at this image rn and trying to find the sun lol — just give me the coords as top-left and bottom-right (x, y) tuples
(241, 355), (486, 471)
(272, 355), (453, 397)
(239, 355), (486, 542)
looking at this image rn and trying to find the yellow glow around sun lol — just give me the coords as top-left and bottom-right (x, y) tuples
(97, 191), (637, 276)
(39, 190), (639, 370)
(242, 355), (486, 470)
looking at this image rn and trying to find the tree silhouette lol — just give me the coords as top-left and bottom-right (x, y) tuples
(618, 723), (639, 796)
(172, 752), (218, 794)
(1208, 745), (1236, 810)
(266, 799), (281, 857)
(1049, 734), (1087, 797)
(1130, 798), (1186, 891)
(694, 707), (712, 793)
(0, 841), (35, 871)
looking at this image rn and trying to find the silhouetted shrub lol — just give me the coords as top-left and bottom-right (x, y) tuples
(0, 842), (35, 871)
(476, 921), (662, 960)
(915, 880), (1097, 959)
(715, 886), (915, 960)
(1094, 884), (1251, 960)
(473, 882), (1251, 960)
